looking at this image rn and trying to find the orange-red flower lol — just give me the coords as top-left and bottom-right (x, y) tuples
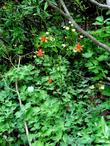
(74, 42), (83, 52)
(48, 79), (53, 84)
(36, 49), (44, 57)
(40, 36), (48, 42)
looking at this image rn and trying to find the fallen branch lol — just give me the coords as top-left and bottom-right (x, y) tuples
(47, 0), (110, 52)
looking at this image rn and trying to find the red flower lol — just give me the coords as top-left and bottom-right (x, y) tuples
(36, 49), (44, 57)
(74, 42), (83, 52)
(48, 79), (53, 84)
(40, 36), (48, 42)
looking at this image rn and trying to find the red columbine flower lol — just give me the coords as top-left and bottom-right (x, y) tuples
(36, 49), (44, 57)
(40, 36), (48, 42)
(74, 42), (83, 52)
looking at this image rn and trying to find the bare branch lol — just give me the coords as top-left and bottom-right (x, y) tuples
(48, 0), (110, 52)
(90, 0), (110, 9)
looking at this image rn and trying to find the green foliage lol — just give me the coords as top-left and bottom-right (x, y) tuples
(102, 86), (110, 96)
(93, 16), (110, 26)
(1, 0), (110, 146)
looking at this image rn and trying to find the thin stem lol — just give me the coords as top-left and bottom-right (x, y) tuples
(15, 56), (32, 146)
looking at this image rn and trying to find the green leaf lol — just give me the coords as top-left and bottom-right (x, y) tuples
(82, 51), (93, 58)
(97, 54), (108, 61)
(32, 141), (44, 146)
(96, 16), (104, 22)
(101, 117), (110, 139)
(44, 2), (48, 11)
(92, 22), (103, 26)
(102, 86), (110, 96)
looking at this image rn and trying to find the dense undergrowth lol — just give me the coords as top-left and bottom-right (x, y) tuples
(1, 0), (110, 145)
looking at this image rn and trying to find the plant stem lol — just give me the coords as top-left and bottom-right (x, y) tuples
(15, 56), (32, 146)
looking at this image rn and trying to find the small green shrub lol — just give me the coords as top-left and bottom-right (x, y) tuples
(1, 1), (110, 146)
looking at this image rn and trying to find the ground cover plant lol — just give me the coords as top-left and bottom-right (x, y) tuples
(1, 0), (110, 146)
